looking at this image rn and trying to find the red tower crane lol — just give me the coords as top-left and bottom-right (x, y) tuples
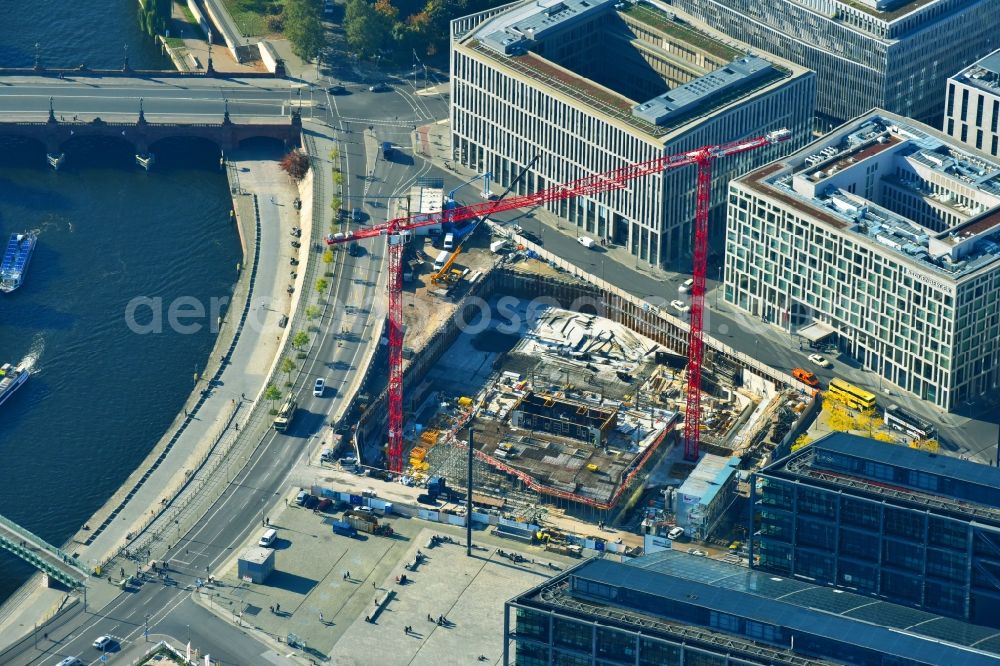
(326, 129), (790, 472)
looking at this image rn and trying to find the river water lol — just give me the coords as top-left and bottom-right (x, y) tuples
(0, 3), (239, 602)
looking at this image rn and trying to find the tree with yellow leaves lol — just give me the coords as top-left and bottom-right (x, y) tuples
(824, 401), (855, 432)
(791, 434), (812, 452)
(854, 408), (884, 436)
(872, 431), (895, 443)
(910, 438), (940, 452)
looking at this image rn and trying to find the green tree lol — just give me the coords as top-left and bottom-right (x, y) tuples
(306, 304), (322, 321)
(285, 0), (325, 61)
(292, 330), (310, 350)
(333, 171), (344, 186)
(281, 357), (296, 386)
(264, 384), (282, 411)
(315, 278), (329, 294)
(330, 195), (342, 212)
(344, 0), (392, 57)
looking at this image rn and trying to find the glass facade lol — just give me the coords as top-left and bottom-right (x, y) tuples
(752, 445), (1000, 628)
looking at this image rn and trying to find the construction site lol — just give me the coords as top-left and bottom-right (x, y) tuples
(336, 135), (818, 532)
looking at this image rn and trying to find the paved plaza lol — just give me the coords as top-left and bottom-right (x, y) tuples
(199, 492), (571, 663)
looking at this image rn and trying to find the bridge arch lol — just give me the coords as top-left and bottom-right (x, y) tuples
(59, 133), (138, 164)
(0, 135), (47, 166)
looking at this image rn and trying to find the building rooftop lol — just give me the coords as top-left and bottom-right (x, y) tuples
(478, 0), (615, 56)
(461, 1), (797, 140)
(239, 547), (273, 565)
(762, 433), (1000, 525)
(512, 553), (1000, 665)
(953, 48), (1000, 95)
(633, 56), (774, 126)
(676, 453), (740, 508)
(742, 111), (1000, 282)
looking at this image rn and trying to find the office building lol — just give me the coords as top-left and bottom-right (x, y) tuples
(751, 433), (1000, 628)
(725, 111), (1000, 410)
(670, 0), (1000, 124)
(505, 549), (1000, 665)
(945, 49), (1000, 158)
(450, 0), (815, 266)
(674, 453), (741, 539)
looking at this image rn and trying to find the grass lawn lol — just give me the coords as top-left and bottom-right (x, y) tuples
(165, 35), (186, 49)
(223, 0), (284, 37)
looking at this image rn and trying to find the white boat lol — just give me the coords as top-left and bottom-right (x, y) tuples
(0, 363), (29, 407)
(1, 232), (37, 293)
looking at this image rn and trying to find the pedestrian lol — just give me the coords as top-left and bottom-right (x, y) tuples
(265, 517), (270, 526)
(235, 422), (240, 431)
(373, 582), (376, 589)
(347, 570), (350, 579)
(270, 605), (274, 613)
(241, 392), (245, 400)
(320, 611), (324, 623)
(403, 626), (407, 635)
(276, 603), (280, 612)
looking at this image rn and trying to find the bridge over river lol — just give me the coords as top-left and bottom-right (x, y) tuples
(0, 74), (315, 166)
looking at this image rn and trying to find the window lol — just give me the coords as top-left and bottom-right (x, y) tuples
(961, 88), (969, 121)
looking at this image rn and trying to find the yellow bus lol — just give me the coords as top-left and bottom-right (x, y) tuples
(828, 378), (876, 411)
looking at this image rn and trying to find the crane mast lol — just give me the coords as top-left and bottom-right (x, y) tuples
(327, 130), (790, 472)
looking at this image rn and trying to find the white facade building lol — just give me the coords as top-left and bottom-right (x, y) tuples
(450, 0), (815, 266)
(725, 111), (1000, 410)
(945, 50), (1000, 158)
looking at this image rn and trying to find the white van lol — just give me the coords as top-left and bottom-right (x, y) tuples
(577, 236), (596, 249)
(433, 250), (449, 271)
(258, 528), (278, 548)
(442, 233), (455, 250)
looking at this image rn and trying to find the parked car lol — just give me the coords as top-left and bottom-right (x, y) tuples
(57, 658), (84, 666)
(313, 378), (326, 397)
(295, 490), (309, 506)
(317, 498), (333, 512)
(577, 236), (596, 248)
(417, 493), (438, 505)
(679, 278), (694, 293)
(304, 494), (320, 510)
(670, 299), (690, 314)
(348, 242), (363, 257)
(258, 528), (278, 548)
(808, 353), (832, 368)
(667, 526), (685, 540)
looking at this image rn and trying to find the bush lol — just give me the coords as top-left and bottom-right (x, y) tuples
(280, 150), (310, 180)
(267, 14), (285, 32)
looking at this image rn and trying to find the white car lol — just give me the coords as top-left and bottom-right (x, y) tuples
(313, 378), (325, 397)
(93, 635), (114, 650)
(577, 236), (596, 248)
(679, 278), (694, 293)
(808, 353), (832, 368)
(670, 300), (690, 314)
(667, 526), (685, 540)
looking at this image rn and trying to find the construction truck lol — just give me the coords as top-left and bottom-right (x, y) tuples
(343, 510), (379, 534)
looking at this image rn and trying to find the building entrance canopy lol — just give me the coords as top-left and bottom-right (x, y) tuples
(797, 321), (837, 342)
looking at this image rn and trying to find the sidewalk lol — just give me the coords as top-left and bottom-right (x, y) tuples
(164, 1), (264, 74)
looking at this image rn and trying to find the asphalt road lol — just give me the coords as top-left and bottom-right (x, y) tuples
(0, 74), (448, 664)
